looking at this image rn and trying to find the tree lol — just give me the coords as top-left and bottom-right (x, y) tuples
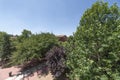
(11, 32), (59, 65)
(66, 1), (120, 80)
(21, 29), (32, 38)
(17, 29), (32, 42)
(9, 29), (32, 64)
(0, 32), (11, 61)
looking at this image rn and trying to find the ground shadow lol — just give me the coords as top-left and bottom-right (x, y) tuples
(18, 61), (50, 79)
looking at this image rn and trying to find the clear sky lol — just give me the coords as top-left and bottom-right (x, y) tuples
(0, 0), (119, 36)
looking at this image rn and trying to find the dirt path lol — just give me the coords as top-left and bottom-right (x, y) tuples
(0, 66), (53, 80)
(0, 66), (20, 80)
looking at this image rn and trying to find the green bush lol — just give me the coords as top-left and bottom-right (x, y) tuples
(11, 33), (58, 65)
(0, 32), (11, 61)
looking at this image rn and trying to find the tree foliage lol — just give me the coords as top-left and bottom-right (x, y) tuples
(66, 1), (120, 80)
(11, 32), (58, 65)
(0, 32), (11, 61)
(17, 29), (32, 42)
(45, 46), (66, 78)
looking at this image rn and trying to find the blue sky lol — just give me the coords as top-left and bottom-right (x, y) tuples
(0, 0), (119, 36)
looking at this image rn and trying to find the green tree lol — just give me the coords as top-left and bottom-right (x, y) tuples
(11, 32), (58, 65)
(21, 29), (32, 38)
(0, 32), (11, 61)
(66, 1), (120, 80)
(17, 29), (32, 42)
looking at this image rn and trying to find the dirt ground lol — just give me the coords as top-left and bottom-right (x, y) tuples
(0, 66), (53, 80)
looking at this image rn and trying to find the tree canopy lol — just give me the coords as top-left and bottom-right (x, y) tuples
(0, 32), (11, 61)
(66, 1), (120, 80)
(11, 32), (59, 65)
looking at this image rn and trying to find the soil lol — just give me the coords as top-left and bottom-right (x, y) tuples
(0, 66), (53, 80)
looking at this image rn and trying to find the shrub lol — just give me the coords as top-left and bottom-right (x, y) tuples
(45, 46), (66, 78)
(11, 33), (58, 66)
